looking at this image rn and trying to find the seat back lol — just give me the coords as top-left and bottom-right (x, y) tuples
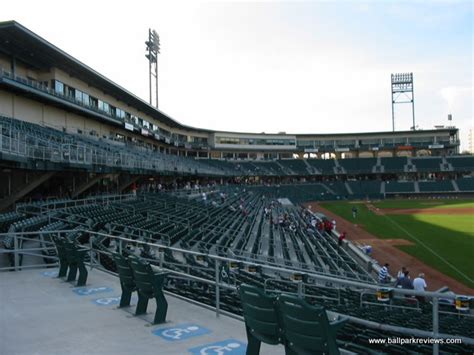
(64, 240), (79, 262)
(112, 252), (135, 289)
(278, 294), (340, 355)
(239, 284), (281, 345)
(128, 255), (154, 297)
(52, 235), (67, 259)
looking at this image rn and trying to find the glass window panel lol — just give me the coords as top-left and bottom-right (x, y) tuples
(54, 80), (64, 94)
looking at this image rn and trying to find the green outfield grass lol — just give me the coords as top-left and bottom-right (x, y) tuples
(320, 199), (474, 289)
(373, 199), (474, 210)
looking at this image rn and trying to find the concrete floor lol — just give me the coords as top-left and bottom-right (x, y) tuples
(0, 267), (286, 355)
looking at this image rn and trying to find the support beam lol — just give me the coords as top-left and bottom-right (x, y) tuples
(71, 174), (114, 198)
(118, 175), (141, 193)
(0, 172), (56, 212)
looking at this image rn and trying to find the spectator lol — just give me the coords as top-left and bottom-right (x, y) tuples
(338, 232), (346, 247)
(317, 221), (324, 232)
(395, 270), (413, 290)
(378, 263), (390, 284)
(413, 273), (427, 302)
(332, 219), (337, 232)
(324, 220), (333, 233)
(413, 273), (427, 291)
(397, 266), (407, 279)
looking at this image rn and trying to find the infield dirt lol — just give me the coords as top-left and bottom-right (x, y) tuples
(305, 202), (474, 295)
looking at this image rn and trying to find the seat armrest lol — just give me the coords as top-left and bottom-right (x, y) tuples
(330, 316), (349, 333)
(76, 247), (89, 255)
(150, 264), (164, 272)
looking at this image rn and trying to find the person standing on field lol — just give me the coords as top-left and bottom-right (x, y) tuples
(352, 206), (358, 218)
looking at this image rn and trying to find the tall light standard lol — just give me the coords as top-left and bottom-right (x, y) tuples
(391, 73), (415, 131)
(146, 29), (160, 108)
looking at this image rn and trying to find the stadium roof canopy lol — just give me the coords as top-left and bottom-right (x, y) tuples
(0, 21), (210, 133)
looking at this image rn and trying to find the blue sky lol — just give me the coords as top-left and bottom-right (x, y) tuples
(2, 0), (473, 149)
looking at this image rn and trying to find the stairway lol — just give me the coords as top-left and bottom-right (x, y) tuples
(404, 157), (416, 173)
(275, 161), (293, 175)
(441, 157), (453, 172)
(451, 180), (460, 192)
(333, 159), (345, 174)
(321, 183), (336, 195)
(414, 181), (420, 193)
(303, 159), (316, 175)
(373, 156), (384, 173)
(345, 182), (353, 195)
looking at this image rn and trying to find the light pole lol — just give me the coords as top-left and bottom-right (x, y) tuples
(146, 29), (160, 108)
(391, 73), (415, 131)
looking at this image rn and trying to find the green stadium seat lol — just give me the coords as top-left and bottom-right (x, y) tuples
(112, 252), (137, 308)
(456, 177), (474, 192)
(278, 293), (348, 355)
(385, 181), (415, 193)
(128, 255), (168, 324)
(52, 235), (69, 278)
(447, 156), (474, 171)
(64, 240), (89, 286)
(239, 284), (282, 355)
(412, 157), (442, 172)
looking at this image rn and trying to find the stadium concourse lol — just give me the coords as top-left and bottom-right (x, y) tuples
(0, 20), (474, 354)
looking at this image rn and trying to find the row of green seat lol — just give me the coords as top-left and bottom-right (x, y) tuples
(240, 284), (347, 355)
(53, 235), (89, 286)
(112, 252), (168, 324)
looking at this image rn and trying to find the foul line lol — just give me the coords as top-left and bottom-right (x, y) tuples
(382, 214), (474, 285)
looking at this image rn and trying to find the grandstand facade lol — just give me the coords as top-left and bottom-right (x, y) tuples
(0, 21), (471, 210)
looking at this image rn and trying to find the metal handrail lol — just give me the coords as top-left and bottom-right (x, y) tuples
(0, 116), (226, 176)
(1, 229), (470, 299)
(1, 229), (473, 353)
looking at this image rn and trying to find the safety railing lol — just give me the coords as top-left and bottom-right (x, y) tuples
(16, 194), (137, 214)
(0, 229), (473, 354)
(0, 118), (227, 176)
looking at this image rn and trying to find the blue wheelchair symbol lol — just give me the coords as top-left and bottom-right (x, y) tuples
(72, 287), (113, 296)
(153, 323), (211, 341)
(41, 270), (58, 277)
(188, 339), (246, 355)
(92, 296), (121, 306)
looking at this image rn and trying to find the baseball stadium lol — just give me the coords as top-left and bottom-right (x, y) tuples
(0, 14), (473, 355)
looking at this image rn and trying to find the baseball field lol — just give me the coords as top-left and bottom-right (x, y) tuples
(319, 199), (474, 290)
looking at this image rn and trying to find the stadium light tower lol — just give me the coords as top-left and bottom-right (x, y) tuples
(391, 73), (415, 131)
(145, 29), (160, 108)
